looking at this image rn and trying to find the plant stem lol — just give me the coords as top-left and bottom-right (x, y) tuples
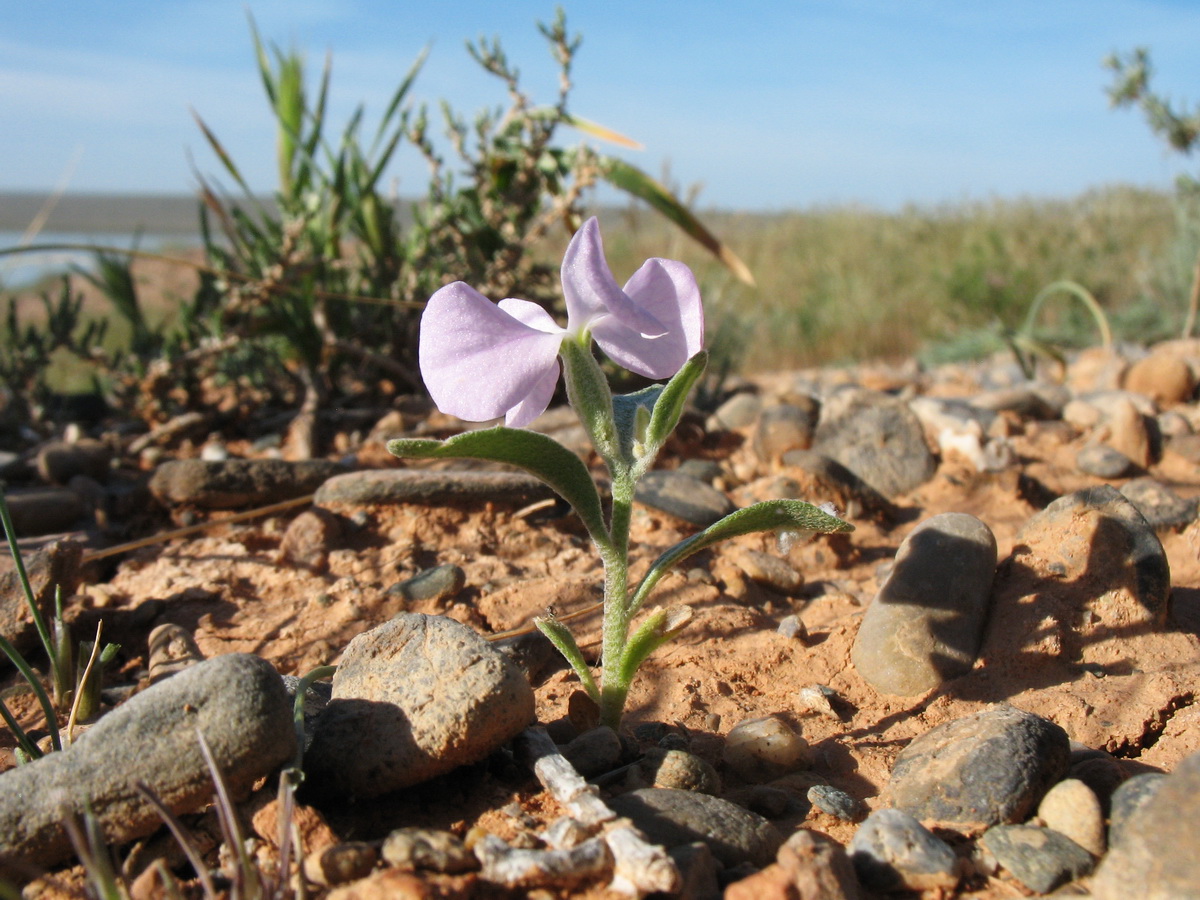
(598, 469), (636, 729)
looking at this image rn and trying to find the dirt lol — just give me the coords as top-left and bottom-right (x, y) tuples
(3, 362), (1200, 898)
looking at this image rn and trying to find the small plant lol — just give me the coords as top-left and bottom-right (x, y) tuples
(387, 218), (851, 728)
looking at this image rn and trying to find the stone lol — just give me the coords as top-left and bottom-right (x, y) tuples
(1075, 443), (1134, 478)
(775, 450), (897, 523)
(851, 513), (997, 696)
(807, 785), (867, 823)
(0, 539), (81, 657)
(726, 829), (860, 900)
(304, 614), (535, 798)
(279, 507), (344, 571)
(387, 564), (467, 603)
(848, 808), (960, 892)
(36, 438), (111, 485)
(723, 715), (812, 782)
(1124, 351), (1196, 405)
(1120, 477), (1198, 531)
(811, 389), (936, 497)
(1107, 396), (1154, 467)
(667, 842), (721, 900)
(731, 548), (803, 595)
(637, 747), (721, 794)
(150, 458), (344, 509)
(380, 827), (477, 873)
(1107, 772), (1166, 851)
(315, 468), (552, 508)
(560, 726), (623, 778)
(753, 402), (817, 464)
(710, 391), (763, 430)
(0, 653), (296, 878)
(885, 704), (1070, 834)
(635, 470), (736, 527)
(3, 488), (86, 536)
(978, 824), (1093, 893)
(608, 787), (783, 868)
(973, 386), (1063, 420)
(1067, 747), (1126, 813)
(1037, 778), (1105, 856)
(303, 842), (378, 886)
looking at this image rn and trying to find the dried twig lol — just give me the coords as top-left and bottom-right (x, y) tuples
(513, 726), (679, 896)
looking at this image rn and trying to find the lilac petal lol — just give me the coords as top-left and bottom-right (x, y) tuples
(505, 358), (561, 427)
(593, 259), (705, 379)
(419, 282), (564, 422)
(561, 217), (666, 337)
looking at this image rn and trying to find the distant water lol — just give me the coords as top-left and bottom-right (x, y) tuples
(0, 230), (199, 289)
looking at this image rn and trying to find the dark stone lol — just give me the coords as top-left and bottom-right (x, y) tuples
(848, 808), (960, 892)
(979, 824), (1094, 893)
(885, 704), (1070, 833)
(315, 468), (551, 508)
(635, 470), (736, 527)
(150, 458), (345, 509)
(1120, 477), (1198, 531)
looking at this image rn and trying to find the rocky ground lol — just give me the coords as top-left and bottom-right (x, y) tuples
(1, 339), (1199, 898)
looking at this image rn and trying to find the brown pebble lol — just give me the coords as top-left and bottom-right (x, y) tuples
(279, 507), (344, 571)
(1106, 397), (1153, 468)
(1124, 352), (1196, 405)
(303, 842), (378, 886)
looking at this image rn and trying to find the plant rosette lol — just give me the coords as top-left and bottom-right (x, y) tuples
(388, 217), (852, 728)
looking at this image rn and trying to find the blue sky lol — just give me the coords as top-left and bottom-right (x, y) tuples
(3, 0), (1200, 211)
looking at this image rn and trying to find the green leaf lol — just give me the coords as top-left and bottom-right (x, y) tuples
(596, 156), (756, 287)
(612, 384), (662, 462)
(535, 617), (599, 703)
(639, 350), (707, 475)
(627, 499), (854, 616)
(616, 606), (692, 686)
(559, 338), (622, 466)
(387, 428), (611, 549)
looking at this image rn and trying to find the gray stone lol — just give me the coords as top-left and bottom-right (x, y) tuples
(1107, 772), (1167, 851)
(315, 468), (552, 508)
(1120, 476), (1198, 531)
(812, 389), (936, 497)
(1037, 777), (1105, 857)
(0, 653), (295, 879)
(807, 785), (867, 822)
(150, 458), (344, 509)
(710, 392), (763, 430)
(637, 748), (721, 795)
(885, 704), (1070, 833)
(561, 726), (623, 778)
(3, 487), (87, 536)
(304, 614), (535, 799)
(753, 402), (817, 463)
(723, 715), (812, 782)
(979, 824), (1094, 894)
(0, 539), (81, 658)
(36, 438), (112, 485)
(279, 507), (344, 571)
(608, 787), (783, 868)
(972, 386), (1064, 420)
(776, 449), (897, 522)
(731, 548), (803, 595)
(635, 470), (736, 527)
(852, 513), (997, 696)
(848, 808), (960, 892)
(667, 842), (721, 900)
(1076, 443), (1135, 478)
(387, 564), (467, 603)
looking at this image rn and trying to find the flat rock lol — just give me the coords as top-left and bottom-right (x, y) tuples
(1075, 443), (1135, 478)
(852, 513), (997, 696)
(727, 829), (860, 900)
(774, 450), (897, 522)
(608, 787), (783, 868)
(1093, 751), (1200, 899)
(4, 488), (87, 536)
(812, 389), (936, 497)
(635, 470), (736, 527)
(885, 704), (1070, 833)
(386, 564), (467, 603)
(304, 613), (535, 799)
(1120, 477), (1198, 531)
(1107, 772), (1166, 850)
(315, 468), (552, 508)
(0, 653), (295, 879)
(979, 824), (1094, 893)
(848, 808), (960, 892)
(36, 438), (112, 485)
(753, 402), (817, 464)
(0, 539), (81, 657)
(150, 458), (345, 509)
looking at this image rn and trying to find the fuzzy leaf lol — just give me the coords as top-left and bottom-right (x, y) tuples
(387, 428), (610, 548)
(535, 616), (600, 702)
(627, 500), (853, 615)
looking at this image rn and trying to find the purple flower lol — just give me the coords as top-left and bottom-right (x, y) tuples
(419, 217), (704, 427)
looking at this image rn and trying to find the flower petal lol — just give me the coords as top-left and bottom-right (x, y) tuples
(505, 358), (561, 427)
(593, 259), (705, 379)
(419, 282), (564, 422)
(561, 217), (666, 337)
